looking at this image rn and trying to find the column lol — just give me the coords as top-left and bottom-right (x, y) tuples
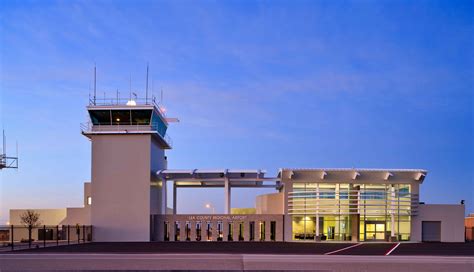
(315, 183), (320, 241)
(390, 185), (396, 241)
(225, 177), (231, 214)
(254, 221), (260, 242)
(223, 220), (229, 241)
(190, 221), (196, 241)
(173, 182), (177, 215)
(335, 184), (340, 241)
(161, 178), (167, 215)
(283, 181), (292, 242)
(179, 220), (186, 242)
(265, 220), (271, 242)
(169, 221), (175, 241)
(350, 185), (360, 242)
(244, 221), (250, 241)
(233, 221), (240, 241)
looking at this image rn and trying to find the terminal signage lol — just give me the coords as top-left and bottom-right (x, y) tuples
(186, 215), (247, 221)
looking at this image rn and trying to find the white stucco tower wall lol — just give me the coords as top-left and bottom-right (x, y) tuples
(90, 135), (166, 241)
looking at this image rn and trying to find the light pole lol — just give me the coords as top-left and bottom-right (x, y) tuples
(205, 203), (215, 214)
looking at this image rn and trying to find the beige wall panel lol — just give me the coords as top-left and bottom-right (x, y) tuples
(256, 193), (284, 214)
(412, 204), (465, 242)
(91, 135), (151, 241)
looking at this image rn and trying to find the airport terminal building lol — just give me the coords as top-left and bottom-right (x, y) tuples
(9, 98), (465, 243)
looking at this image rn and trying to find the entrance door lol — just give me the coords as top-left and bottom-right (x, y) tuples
(422, 221), (441, 242)
(365, 222), (385, 241)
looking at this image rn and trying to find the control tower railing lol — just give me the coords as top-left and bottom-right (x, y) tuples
(80, 122), (173, 148)
(88, 97), (166, 116)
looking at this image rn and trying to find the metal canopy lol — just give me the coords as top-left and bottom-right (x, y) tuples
(157, 169), (279, 188)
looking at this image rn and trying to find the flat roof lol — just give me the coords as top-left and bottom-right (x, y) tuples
(278, 168), (428, 183)
(279, 168), (427, 173)
(156, 168), (428, 186)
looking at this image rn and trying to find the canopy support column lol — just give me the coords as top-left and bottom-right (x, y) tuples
(390, 185), (396, 241)
(225, 177), (231, 214)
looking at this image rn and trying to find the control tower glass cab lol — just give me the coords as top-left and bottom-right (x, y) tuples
(81, 99), (172, 149)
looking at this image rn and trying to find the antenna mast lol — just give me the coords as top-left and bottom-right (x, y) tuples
(2, 130), (5, 155)
(129, 73), (132, 100)
(94, 64), (97, 105)
(145, 63), (149, 104)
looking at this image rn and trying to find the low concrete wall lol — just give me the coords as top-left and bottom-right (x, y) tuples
(412, 204), (465, 242)
(9, 209), (67, 226)
(60, 207), (91, 225)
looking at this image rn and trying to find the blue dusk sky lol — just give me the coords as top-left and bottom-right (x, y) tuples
(0, 0), (473, 224)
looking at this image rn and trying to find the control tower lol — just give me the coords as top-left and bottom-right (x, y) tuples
(81, 96), (175, 241)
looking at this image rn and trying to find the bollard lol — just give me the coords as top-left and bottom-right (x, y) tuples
(76, 224), (80, 244)
(28, 225), (32, 249)
(56, 225), (59, 246)
(10, 225), (14, 251)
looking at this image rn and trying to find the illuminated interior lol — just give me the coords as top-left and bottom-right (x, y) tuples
(290, 183), (413, 241)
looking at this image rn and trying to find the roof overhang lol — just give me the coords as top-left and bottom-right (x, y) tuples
(157, 169), (279, 188)
(278, 168), (428, 183)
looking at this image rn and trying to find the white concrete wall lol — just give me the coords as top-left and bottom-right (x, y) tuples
(9, 209), (66, 225)
(83, 182), (91, 206)
(90, 135), (153, 242)
(60, 207), (91, 225)
(412, 204), (465, 242)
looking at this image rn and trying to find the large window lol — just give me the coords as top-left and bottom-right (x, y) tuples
(131, 110), (152, 125)
(111, 110), (131, 125)
(89, 110), (111, 125)
(292, 216), (316, 240)
(289, 182), (414, 242)
(152, 111), (168, 137)
(89, 109), (153, 126)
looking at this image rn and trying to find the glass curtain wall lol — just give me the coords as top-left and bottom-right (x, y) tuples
(290, 182), (414, 241)
(358, 184), (412, 241)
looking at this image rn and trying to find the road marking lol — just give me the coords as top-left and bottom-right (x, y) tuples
(324, 243), (362, 255)
(385, 243), (401, 256)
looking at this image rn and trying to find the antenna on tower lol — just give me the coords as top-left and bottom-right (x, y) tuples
(93, 64), (97, 105)
(160, 88), (164, 104)
(151, 79), (154, 102)
(2, 130), (5, 155)
(129, 73), (132, 101)
(145, 63), (149, 104)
